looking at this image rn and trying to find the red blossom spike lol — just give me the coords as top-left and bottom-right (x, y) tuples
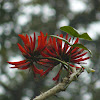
(7, 60), (27, 65)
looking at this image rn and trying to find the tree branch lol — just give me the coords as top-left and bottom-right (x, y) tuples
(33, 68), (83, 100)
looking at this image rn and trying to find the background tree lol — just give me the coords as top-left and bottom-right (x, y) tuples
(0, 0), (100, 100)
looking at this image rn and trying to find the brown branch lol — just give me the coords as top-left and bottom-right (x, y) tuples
(33, 68), (83, 100)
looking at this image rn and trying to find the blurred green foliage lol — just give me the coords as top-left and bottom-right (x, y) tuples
(0, 0), (100, 100)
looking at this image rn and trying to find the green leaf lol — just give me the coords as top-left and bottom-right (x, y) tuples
(72, 44), (92, 55)
(79, 33), (92, 41)
(60, 26), (79, 37)
(48, 35), (71, 45)
(82, 66), (95, 73)
(60, 26), (92, 41)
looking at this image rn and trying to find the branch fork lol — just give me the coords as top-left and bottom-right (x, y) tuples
(33, 68), (83, 100)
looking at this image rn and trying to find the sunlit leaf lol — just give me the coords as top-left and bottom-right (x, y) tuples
(60, 26), (92, 41)
(79, 33), (92, 41)
(60, 26), (79, 37)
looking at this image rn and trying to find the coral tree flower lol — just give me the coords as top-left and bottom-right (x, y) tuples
(40, 34), (90, 81)
(7, 32), (47, 76)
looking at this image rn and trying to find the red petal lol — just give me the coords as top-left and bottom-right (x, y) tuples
(30, 36), (33, 52)
(18, 66), (29, 70)
(7, 60), (27, 65)
(11, 66), (29, 70)
(33, 65), (43, 74)
(53, 37), (59, 54)
(10, 62), (30, 69)
(68, 37), (71, 42)
(24, 45), (30, 52)
(25, 34), (30, 46)
(65, 34), (68, 40)
(48, 37), (53, 46)
(72, 52), (87, 59)
(74, 38), (79, 44)
(39, 31), (45, 50)
(71, 57), (90, 63)
(63, 34), (69, 52)
(37, 32), (47, 51)
(17, 43), (27, 54)
(69, 64), (81, 68)
(41, 67), (53, 76)
(45, 48), (56, 57)
(57, 34), (63, 49)
(71, 47), (79, 54)
(33, 32), (36, 51)
(18, 34), (26, 45)
(15, 62), (30, 68)
(53, 73), (60, 81)
(71, 49), (84, 57)
(44, 33), (48, 42)
(29, 33), (36, 52)
(37, 36), (41, 49)
(41, 52), (50, 57)
(53, 67), (62, 81)
(63, 44), (69, 53)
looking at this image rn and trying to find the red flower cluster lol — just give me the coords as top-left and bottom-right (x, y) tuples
(7, 32), (90, 81)
(7, 32), (47, 76)
(39, 34), (90, 81)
